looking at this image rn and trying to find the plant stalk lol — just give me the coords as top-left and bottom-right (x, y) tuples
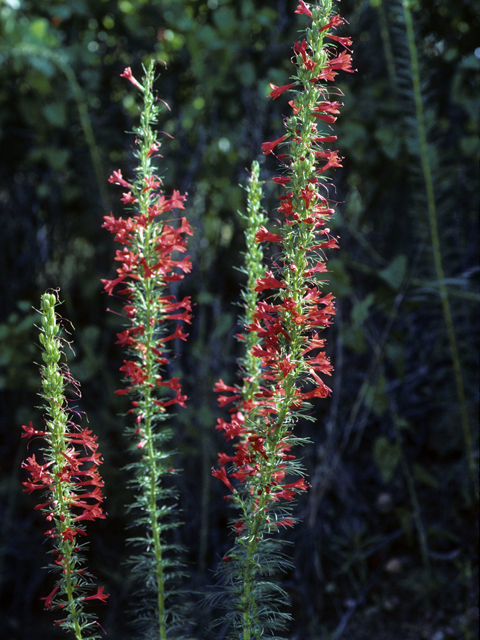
(402, 0), (477, 497)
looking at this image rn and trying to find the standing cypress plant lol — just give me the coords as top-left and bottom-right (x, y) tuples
(212, 2), (353, 638)
(102, 61), (193, 639)
(396, 0), (477, 498)
(22, 292), (108, 639)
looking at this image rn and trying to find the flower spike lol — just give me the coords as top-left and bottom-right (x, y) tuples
(212, 1), (353, 637)
(21, 292), (108, 639)
(102, 60), (192, 638)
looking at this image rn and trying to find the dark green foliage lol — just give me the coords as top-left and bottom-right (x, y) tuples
(209, 535), (294, 640)
(0, 1), (478, 639)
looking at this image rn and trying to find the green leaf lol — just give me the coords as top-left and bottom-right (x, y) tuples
(413, 463), (440, 489)
(213, 7), (236, 35)
(327, 258), (352, 298)
(42, 102), (67, 127)
(29, 55), (56, 78)
(341, 324), (366, 354)
(237, 61), (256, 88)
(364, 375), (389, 417)
(395, 506), (413, 545)
(29, 147), (70, 170)
(394, 415), (411, 431)
(257, 8), (277, 26)
(345, 185), (363, 221)
(385, 342), (406, 379)
(373, 125), (402, 160)
(338, 121), (368, 161)
(378, 255), (407, 290)
(373, 436), (402, 483)
(351, 293), (375, 326)
(460, 135), (480, 157)
(29, 18), (49, 40)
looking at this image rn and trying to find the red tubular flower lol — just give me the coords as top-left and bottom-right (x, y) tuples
(255, 272), (288, 293)
(121, 191), (138, 204)
(120, 66), (143, 90)
(295, 0), (313, 18)
(82, 586), (109, 604)
(214, 379), (239, 393)
(261, 134), (288, 155)
(108, 169), (133, 189)
(268, 82), (297, 99)
(212, 466), (235, 492)
(319, 14), (344, 32)
(255, 226), (283, 243)
(326, 33), (353, 49)
(294, 39), (317, 70)
(42, 584), (60, 611)
(272, 175), (291, 186)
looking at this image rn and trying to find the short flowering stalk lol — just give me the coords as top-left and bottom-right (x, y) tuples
(212, 2), (352, 638)
(102, 61), (192, 639)
(21, 292), (107, 640)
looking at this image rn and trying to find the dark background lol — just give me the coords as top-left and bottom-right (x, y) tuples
(0, 0), (478, 638)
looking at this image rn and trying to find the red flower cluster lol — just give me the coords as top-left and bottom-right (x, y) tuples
(212, 1), (352, 512)
(21, 292), (109, 622)
(101, 185), (192, 414)
(22, 424), (106, 527)
(22, 422), (105, 516)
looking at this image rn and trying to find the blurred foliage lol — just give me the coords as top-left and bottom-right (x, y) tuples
(0, 0), (478, 638)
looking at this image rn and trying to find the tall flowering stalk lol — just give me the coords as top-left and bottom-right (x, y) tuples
(22, 292), (108, 639)
(401, 0), (477, 497)
(212, 1), (353, 637)
(102, 61), (192, 639)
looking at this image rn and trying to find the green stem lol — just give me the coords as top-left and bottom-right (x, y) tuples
(400, 455), (431, 573)
(144, 253), (167, 640)
(389, 400), (431, 576)
(402, 0), (477, 497)
(238, 162), (268, 640)
(375, 0), (398, 94)
(239, 377), (296, 640)
(148, 433), (167, 640)
(241, 538), (258, 640)
(42, 302), (85, 640)
(64, 551), (84, 640)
